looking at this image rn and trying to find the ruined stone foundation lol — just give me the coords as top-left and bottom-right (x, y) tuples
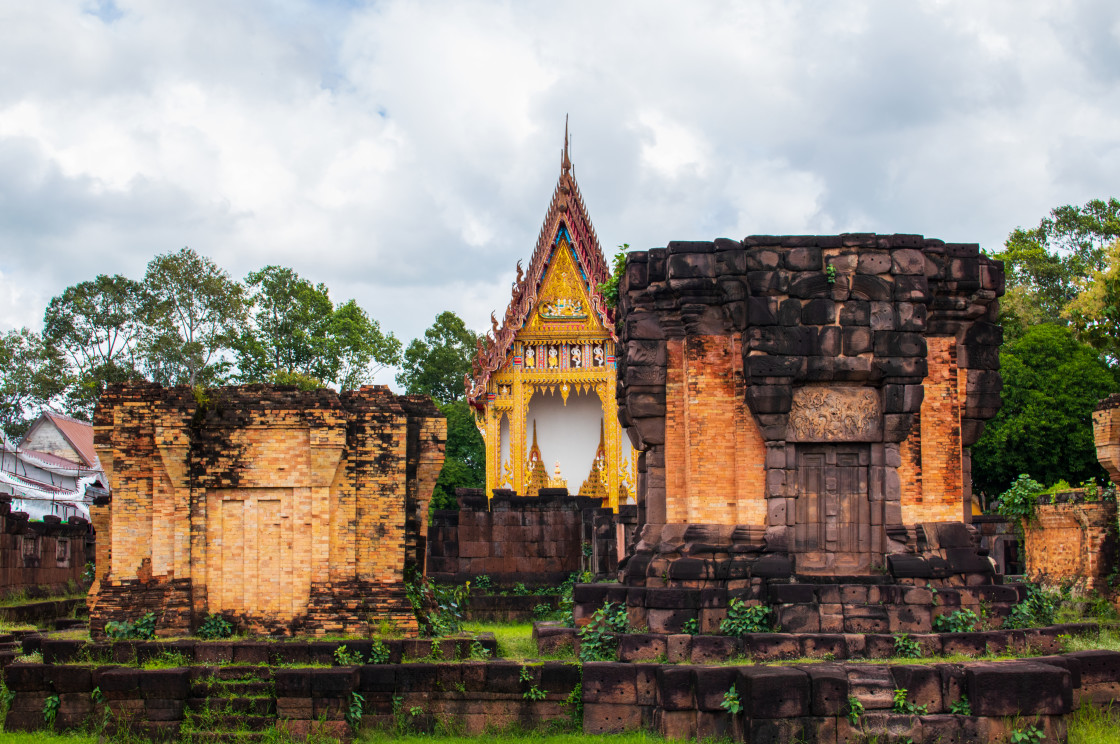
(583, 234), (1011, 631)
(88, 383), (445, 637)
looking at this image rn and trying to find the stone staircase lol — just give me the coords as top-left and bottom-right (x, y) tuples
(180, 666), (277, 742)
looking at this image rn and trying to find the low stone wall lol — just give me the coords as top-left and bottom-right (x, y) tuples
(465, 594), (559, 622)
(535, 622), (1096, 662)
(581, 651), (1120, 742)
(0, 497), (93, 597)
(1024, 491), (1118, 593)
(28, 636), (498, 666)
(3, 660), (578, 739)
(426, 489), (636, 585)
(574, 581), (1025, 635)
(9, 651), (1117, 742)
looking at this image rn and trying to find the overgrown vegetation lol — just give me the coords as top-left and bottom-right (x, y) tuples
(196, 613), (234, 640)
(104, 612), (156, 640)
(1005, 584), (1061, 629)
(932, 609), (980, 633)
(719, 599), (772, 636)
(597, 245), (630, 310)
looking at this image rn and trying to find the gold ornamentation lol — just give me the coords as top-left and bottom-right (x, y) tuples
(788, 386), (881, 442)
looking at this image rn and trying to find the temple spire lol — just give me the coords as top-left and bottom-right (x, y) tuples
(561, 115), (571, 175)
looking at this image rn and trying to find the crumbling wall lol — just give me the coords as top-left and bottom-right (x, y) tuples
(1023, 491), (1117, 593)
(0, 498), (93, 596)
(426, 488), (632, 584)
(615, 234), (1003, 576)
(88, 382), (445, 636)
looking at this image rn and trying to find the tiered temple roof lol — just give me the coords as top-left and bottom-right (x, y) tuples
(466, 125), (616, 407)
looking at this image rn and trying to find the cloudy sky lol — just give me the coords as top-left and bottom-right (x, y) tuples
(2, 1), (1119, 379)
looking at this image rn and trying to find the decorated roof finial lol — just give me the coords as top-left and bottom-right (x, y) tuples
(561, 114), (571, 175)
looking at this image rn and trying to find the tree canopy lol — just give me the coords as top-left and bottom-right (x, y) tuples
(971, 323), (1118, 497)
(395, 311), (478, 403)
(995, 197), (1120, 342)
(142, 247), (247, 387)
(0, 328), (67, 439)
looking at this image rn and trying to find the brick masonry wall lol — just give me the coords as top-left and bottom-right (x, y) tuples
(0, 498), (93, 596)
(427, 490), (630, 585)
(88, 382), (445, 636)
(1023, 492), (1118, 593)
(663, 336), (767, 526)
(614, 234), (1004, 575)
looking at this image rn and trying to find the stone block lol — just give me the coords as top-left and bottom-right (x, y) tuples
(695, 667), (741, 711)
(966, 661), (1071, 716)
(740, 666), (810, 718)
(690, 635), (740, 663)
(796, 663), (848, 716)
(890, 664), (943, 713)
(617, 634), (666, 663)
(666, 634), (691, 663)
(657, 665), (695, 710)
(583, 703), (644, 734)
(585, 663), (638, 705)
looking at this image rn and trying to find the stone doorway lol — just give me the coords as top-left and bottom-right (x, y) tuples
(793, 445), (873, 575)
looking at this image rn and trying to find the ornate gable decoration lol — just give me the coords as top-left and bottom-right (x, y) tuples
(466, 137), (615, 406)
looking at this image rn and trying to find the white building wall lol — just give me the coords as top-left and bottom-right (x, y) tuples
(525, 388), (603, 492)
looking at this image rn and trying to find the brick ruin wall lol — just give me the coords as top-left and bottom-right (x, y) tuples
(1022, 491), (1118, 593)
(615, 234), (1003, 578)
(426, 488), (637, 585)
(0, 499), (93, 597)
(88, 382), (445, 637)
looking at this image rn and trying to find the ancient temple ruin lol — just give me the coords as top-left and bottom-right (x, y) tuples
(582, 234), (1009, 632)
(88, 382), (445, 636)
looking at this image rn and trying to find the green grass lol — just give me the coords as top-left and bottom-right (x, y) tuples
(358, 733), (664, 744)
(0, 735), (99, 744)
(461, 622), (537, 661)
(1070, 704), (1120, 744)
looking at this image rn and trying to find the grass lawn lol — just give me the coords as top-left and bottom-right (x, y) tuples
(461, 621), (541, 661)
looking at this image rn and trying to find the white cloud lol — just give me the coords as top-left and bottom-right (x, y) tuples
(0, 0), (1119, 363)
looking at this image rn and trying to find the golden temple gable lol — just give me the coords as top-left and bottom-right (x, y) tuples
(466, 128), (636, 509)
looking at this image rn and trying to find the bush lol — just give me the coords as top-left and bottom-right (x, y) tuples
(105, 612), (156, 640)
(1004, 584), (1060, 629)
(578, 603), (622, 661)
(407, 577), (471, 637)
(196, 613), (233, 640)
(720, 599), (772, 636)
(996, 473), (1046, 523)
(932, 609), (980, 633)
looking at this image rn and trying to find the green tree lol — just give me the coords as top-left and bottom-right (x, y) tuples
(234, 266), (401, 389)
(996, 197), (1120, 340)
(396, 311), (478, 403)
(142, 247), (247, 387)
(971, 324), (1119, 497)
(430, 399), (485, 510)
(42, 274), (149, 418)
(327, 299), (401, 390)
(0, 328), (67, 438)
(1064, 239), (1120, 363)
(234, 266), (336, 383)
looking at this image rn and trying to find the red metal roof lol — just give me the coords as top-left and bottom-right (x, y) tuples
(40, 411), (98, 468)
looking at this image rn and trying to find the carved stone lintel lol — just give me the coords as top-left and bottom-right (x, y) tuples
(787, 386), (881, 442)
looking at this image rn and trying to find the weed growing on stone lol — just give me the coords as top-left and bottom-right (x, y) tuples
(720, 599), (772, 636)
(719, 684), (742, 714)
(140, 650), (191, 669)
(846, 695), (864, 725)
(1010, 723), (1046, 744)
(949, 697), (972, 715)
(892, 634), (922, 659)
(196, 613), (234, 640)
(578, 604), (623, 661)
(682, 617), (699, 635)
(932, 608), (979, 633)
(891, 688), (927, 715)
(104, 612), (155, 640)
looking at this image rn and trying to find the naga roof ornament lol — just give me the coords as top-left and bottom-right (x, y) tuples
(465, 121), (616, 407)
